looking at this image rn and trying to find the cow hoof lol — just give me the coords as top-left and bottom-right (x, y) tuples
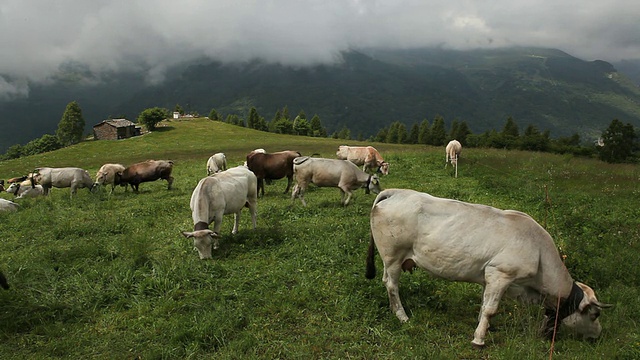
(471, 341), (485, 349)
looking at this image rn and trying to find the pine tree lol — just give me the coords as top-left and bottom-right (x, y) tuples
(418, 119), (430, 145)
(56, 101), (86, 146)
(309, 114), (327, 137)
(408, 123), (420, 144)
(430, 115), (447, 146)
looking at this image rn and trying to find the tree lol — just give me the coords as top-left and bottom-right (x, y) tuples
(451, 121), (472, 146)
(418, 119), (430, 145)
(520, 125), (550, 152)
(137, 107), (168, 131)
(430, 115), (447, 146)
(247, 107), (267, 131)
(271, 117), (293, 134)
(309, 114), (327, 137)
(208, 108), (220, 120)
(293, 116), (310, 136)
(23, 134), (62, 156)
(174, 104), (184, 115)
(598, 119), (638, 163)
(408, 123), (420, 144)
(56, 101), (86, 146)
(500, 116), (520, 149)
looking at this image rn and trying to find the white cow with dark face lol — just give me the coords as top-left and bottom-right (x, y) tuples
(291, 156), (382, 206)
(181, 166), (258, 259)
(366, 188), (611, 347)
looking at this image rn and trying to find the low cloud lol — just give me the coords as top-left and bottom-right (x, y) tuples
(0, 0), (639, 98)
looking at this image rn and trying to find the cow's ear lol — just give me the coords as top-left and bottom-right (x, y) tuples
(181, 231), (194, 238)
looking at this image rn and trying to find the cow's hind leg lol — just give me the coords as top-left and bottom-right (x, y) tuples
(472, 267), (513, 347)
(284, 175), (293, 193)
(383, 263), (409, 322)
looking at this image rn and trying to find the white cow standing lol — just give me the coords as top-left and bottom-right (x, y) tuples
(445, 140), (462, 178)
(181, 166), (258, 259)
(291, 156), (382, 206)
(206, 153), (228, 175)
(366, 188), (611, 347)
(33, 167), (94, 197)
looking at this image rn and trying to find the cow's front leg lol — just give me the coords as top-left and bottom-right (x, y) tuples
(473, 267), (512, 348)
(232, 212), (241, 234)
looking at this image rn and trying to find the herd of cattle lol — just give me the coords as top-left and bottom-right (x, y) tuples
(0, 141), (612, 348)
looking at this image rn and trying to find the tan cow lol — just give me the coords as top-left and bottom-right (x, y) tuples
(94, 163), (126, 193)
(336, 145), (389, 175)
(32, 167), (94, 197)
(366, 188), (611, 347)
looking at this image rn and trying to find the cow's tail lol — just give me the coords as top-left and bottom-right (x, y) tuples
(365, 232), (377, 279)
(366, 189), (396, 280)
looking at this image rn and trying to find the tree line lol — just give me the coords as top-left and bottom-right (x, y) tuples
(2, 101), (638, 164)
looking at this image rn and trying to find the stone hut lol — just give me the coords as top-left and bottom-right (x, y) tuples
(93, 119), (141, 140)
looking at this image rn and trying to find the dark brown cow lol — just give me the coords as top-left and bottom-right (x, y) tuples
(246, 150), (301, 196)
(116, 160), (174, 193)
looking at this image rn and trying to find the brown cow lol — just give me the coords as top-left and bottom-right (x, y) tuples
(116, 160), (174, 193)
(246, 150), (301, 197)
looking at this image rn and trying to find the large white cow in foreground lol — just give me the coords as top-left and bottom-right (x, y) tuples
(181, 166), (258, 259)
(291, 156), (382, 206)
(93, 163), (126, 193)
(33, 167), (94, 197)
(336, 145), (389, 175)
(366, 189), (611, 347)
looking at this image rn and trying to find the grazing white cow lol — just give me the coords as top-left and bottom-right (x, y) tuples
(445, 140), (462, 178)
(0, 198), (19, 212)
(291, 156), (382, 206)
(93, 163), (126, 193)
(32, 167), (94, 197)
(366, 189), (611, 347)
(206, 153), (228, 175)
(5, 181), (45, 199)
(336, 145), (389, 175)
(181, 166), (258, 259)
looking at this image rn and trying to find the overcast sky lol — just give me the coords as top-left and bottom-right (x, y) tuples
(1, 0), (639, 99)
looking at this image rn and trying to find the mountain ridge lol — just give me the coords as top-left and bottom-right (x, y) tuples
(1, 46), (639, 153)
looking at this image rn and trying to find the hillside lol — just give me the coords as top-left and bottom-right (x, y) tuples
(2, 47), (640, 153)
(0, 119), (638, 358)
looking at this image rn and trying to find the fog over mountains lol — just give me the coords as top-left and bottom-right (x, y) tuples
(1, 46), (640, 153)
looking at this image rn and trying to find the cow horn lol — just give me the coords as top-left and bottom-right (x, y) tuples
(593, 301), (613, 309)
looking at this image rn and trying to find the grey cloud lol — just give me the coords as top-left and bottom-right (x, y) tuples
(0, 0), (639, 98)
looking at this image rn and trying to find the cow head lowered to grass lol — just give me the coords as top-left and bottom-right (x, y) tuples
(366, 188), (612, 348)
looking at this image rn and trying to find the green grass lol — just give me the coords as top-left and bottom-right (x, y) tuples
(0, 118), (638, 359)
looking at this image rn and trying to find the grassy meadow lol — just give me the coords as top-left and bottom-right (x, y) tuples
(0, 118), (638, 359)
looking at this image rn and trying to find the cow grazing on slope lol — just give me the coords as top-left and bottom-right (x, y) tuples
(246, 150), (300, 197)
(366, 188), (611, 347)
(181, 166), (258, 259)
(32, 167), (94, 197)
(116, 160), (174, 193)
(0, 198), (20, 212)
(93, 163), (126, 193)
(445, 140), (462, 178)
(206, 153), (227, 175)
(336, 145), (389, 175)
(291, 156), (382, 206)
